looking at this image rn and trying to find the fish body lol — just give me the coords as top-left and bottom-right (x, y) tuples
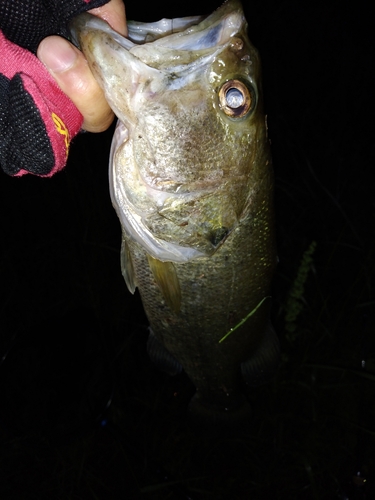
(70, 0), (279, 421)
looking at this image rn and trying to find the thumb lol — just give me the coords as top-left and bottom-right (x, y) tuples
(37, 36), (114, 133)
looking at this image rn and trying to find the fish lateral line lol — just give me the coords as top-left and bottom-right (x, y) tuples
(219, 295), (271, 343)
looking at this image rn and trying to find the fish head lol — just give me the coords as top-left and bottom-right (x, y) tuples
(70, 1), (270, 262)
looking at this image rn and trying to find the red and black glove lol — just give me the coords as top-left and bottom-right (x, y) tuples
(0, 0), (110, 176)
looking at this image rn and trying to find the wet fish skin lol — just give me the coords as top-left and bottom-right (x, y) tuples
(70, 0), (279, 422)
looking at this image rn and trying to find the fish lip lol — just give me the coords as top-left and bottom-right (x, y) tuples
(69, 13), (135, 51)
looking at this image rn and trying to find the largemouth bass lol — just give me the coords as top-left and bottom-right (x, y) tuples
(70, 0), (280, 422)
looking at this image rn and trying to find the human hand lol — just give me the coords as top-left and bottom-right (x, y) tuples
(37, 0), (127, 133)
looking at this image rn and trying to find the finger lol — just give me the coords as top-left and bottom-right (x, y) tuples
(37, 36), (114, 133)
(89, 0), (127, 36)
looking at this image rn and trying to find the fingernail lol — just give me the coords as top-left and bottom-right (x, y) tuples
(38, 37), (78, 73)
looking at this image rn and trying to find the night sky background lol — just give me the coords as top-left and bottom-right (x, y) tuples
(0, 0), (374, 498)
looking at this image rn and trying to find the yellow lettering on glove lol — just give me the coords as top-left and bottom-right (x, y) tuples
(51, 113), (70, 156)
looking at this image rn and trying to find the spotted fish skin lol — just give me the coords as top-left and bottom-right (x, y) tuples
(70, 0), (279, 421)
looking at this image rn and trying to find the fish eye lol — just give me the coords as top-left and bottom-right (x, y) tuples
(218, 80), (253, 118)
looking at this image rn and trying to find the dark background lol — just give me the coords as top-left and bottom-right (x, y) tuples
(0, 0), (374, 498)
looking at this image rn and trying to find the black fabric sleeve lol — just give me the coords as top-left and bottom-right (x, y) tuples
(0, 0), (111, 54)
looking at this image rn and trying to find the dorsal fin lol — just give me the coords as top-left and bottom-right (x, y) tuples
(147, 254), (181, 313)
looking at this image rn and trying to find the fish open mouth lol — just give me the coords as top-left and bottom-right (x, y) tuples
(70, 1), (247, 112)
(70, 1), (253, 263)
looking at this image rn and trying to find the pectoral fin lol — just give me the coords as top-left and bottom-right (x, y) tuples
(147, 254), (181, 313)
(121, 235), (137, 293)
